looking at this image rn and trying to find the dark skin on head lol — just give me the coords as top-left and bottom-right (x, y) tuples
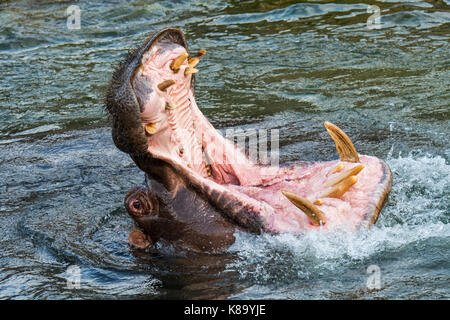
(124, 181), (237, 253)
(123, 152), (240, 253)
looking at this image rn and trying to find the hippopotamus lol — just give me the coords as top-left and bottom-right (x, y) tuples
(105, 28), (392, 253)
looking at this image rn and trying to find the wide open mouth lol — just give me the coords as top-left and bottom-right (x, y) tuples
(109, 28), (392, 233)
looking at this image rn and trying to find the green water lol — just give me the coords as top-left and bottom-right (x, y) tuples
(0, 0), (448, 299)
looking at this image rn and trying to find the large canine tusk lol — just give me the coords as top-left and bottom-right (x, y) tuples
(281, 190), (326, 226)
(324, 121), (360, 163)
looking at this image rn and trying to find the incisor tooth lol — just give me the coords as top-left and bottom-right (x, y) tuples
(281, 190), (326, 226)
(157, 80), (175, 91)
(165, 102), (177, 110)
(329, 163), (344, 175)
(188, 57), (200, 68)
(184, 67), (199, 76)
(325, 163), (364, 187)
(314, 199), (323, 205)
(318, 176), (358, 199)
(170, 53), (189, 73)
(193, 49), (206, 58)
(324, 121), (360, 163)
(205, 164), (212, 177)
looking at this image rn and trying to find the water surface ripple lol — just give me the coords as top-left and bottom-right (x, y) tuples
(0, 0), (448, 299)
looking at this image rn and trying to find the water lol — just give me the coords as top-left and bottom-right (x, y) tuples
(0, 0), (448, 299)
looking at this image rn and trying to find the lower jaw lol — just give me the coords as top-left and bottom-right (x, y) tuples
(143, 97), (391, 233)
(225, 155), (390, 232)
(153, 141), (391, 233)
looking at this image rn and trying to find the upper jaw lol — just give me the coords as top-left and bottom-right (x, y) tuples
(105, 28), (191, 157)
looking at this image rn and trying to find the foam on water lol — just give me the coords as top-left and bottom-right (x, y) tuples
(227, 154), (449, 297)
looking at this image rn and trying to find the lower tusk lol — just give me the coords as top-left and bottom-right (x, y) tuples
(170, 53), (189, 73)
(185, 67), (199, 76)
(281, 190), (326, 226)
(324, 121), (360, 163)
(157, 80), (175, 91)
(318, 176), (358, 199)
(325, 163), (364, 187)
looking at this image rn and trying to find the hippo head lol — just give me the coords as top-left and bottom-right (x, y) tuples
(106, 28), (392, 252)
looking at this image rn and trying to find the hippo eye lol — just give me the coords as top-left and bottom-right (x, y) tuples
(133, 200), (141, 210)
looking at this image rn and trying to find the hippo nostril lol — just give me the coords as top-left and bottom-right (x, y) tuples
(133, 199), (141, 210)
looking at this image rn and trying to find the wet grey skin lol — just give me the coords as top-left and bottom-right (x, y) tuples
(105, 28), (392, 253)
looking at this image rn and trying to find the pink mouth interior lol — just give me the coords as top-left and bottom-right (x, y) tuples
(132, 41), (390, 233)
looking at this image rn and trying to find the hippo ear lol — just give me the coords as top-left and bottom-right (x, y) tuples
(128, 229), (152, 249)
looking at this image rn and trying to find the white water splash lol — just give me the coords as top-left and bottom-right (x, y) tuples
(227, 154), (449, 293)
